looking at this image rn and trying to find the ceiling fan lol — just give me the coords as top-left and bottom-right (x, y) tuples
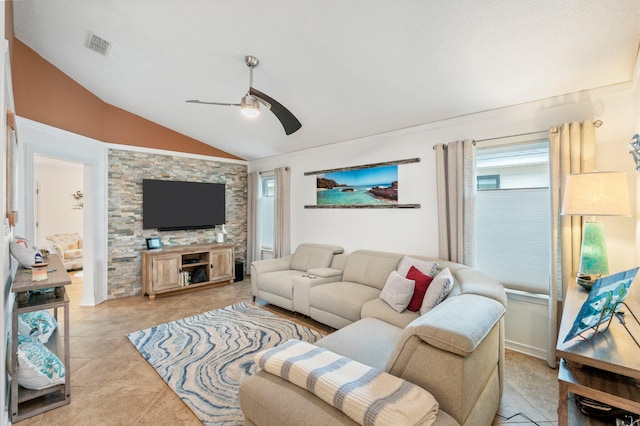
(186, 55), (302, 135)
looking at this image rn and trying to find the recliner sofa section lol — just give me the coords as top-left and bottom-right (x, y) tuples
(250, 243), (345, 314)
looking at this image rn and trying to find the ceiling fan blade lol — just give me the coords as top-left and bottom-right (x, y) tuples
(249, 87), (302, 135)
(186, 99), (241, 107)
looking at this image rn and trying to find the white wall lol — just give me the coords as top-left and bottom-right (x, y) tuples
(633, 53), (640, 301)
(249, 82), (639, 359)
(33, 158), (83, 246)
(250, 83), (637, 263)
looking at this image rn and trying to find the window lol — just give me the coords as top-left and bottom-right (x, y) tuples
(259, 174), (275, 252)
(474, 135), (551, 294)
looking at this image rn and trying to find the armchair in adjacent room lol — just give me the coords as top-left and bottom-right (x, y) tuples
(45, 233), (83, 271)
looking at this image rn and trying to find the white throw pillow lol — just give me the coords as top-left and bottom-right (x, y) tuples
(420, 268), (454, 315)
(16, 335), (65, 390)
(396, 255), (438, 277)
(18, 310), (58, 344)
(10, 237), (41, 269)
(380, 271), (415, 313)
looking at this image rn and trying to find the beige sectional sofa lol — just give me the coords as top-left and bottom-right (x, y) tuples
(242, 247), (507, 426)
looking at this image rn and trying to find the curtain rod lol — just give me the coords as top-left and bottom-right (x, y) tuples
(433, 120), (603, 150)
(474, 120), (603, 145)
(258, 166), (289, 174)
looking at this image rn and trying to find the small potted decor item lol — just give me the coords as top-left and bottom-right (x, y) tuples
(31, 252), (48, 282)
(215, 224), (228, 243)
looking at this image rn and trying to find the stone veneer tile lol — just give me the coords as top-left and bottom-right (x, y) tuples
(107, 149), (247, 298)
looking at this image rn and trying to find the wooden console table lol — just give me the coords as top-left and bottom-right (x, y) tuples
(141, 243), (235, 300)
(556, 280), (640, 425)
(10, 254), (72, 422)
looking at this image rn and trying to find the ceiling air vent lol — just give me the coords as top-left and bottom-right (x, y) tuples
(86, 32), (112, 57)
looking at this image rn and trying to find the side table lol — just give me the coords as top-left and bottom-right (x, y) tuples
(10, 254), (72, 422)
(556, 280), (640, 425)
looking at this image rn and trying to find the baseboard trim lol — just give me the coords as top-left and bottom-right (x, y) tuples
(505, 339), (547, 360)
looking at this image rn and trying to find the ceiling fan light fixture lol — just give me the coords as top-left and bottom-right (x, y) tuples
(240, 95), (260, 118)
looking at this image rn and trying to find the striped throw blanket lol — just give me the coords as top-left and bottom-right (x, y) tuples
(255, 339), (438, 426)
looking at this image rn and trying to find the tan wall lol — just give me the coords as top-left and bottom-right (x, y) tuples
(5, 1), (13, 57)
(10, 37), (241, 160)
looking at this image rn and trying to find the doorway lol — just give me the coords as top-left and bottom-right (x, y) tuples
(18, 117), (108, 306)
(34, 155), (84, 249)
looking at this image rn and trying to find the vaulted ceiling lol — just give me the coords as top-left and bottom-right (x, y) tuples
(13, 1), (640, 160)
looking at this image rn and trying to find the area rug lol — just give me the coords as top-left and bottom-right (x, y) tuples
(126, 302), (324, 425)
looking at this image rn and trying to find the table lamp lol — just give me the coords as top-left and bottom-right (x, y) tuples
(561, 171), (630, 289)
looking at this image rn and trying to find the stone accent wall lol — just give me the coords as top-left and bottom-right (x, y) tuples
(108, 149), (247, 298)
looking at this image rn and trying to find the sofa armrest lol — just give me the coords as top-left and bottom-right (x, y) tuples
(254, 340), (439, 426)
(250, 255), (294, 297)
(251, 255), (294, 275)
(292, 273), (343, 316)
(407, 294), (505, 356)
(49, 242), (64, 258)
(240, 370), (459, 426)
(306, 267), (342, 278)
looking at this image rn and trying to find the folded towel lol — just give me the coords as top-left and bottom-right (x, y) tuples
(255, 339), (438, 426)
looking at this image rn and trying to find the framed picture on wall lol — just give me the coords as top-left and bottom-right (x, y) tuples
(304, 158), (421, 209)
(6, 108), (18, 226)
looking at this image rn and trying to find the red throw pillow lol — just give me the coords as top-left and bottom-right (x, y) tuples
(406, 266), (434, 312)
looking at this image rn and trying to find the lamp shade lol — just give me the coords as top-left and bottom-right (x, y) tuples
(561, 172), (630, 217)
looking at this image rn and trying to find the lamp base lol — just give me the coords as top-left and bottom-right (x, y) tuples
(578, 220), (609, 280)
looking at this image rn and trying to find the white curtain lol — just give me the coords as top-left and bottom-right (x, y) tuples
(246, 171), (260, 268)
(274, 167), (291, 258)
(434, 139), (476, 264)
(547, 121), (595, 367)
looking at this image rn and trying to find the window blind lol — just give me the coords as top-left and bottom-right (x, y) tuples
(474, 188), (550, 294)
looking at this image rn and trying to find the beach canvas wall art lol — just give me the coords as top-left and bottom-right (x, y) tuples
(316, 165), (398, 206)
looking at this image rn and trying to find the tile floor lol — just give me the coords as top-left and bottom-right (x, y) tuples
(16, 274), (559, 425)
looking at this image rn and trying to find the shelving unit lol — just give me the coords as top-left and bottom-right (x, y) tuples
(10, 254), (71, 422)
(556, 280), (640, 425)
(141, 243), (235, 300)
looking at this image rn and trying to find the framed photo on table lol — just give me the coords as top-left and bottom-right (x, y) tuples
(563, 267), (639, 343)
(146, 237), (162, 250)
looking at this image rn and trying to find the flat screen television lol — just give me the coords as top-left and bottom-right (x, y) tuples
(143, 179), (226, 231)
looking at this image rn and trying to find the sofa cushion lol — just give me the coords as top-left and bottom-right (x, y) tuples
(379, 271), (414, 313)
(361, 298), (420, 329)
(420, 267), (454, 315)
(316, 317), (404, 370)
(290, 244), (344, 272)
(310, 282), (380, 323)
(341, 250), (404, 290)
(255, 339), (439, 426)
(260, 270), (307, 299)
(397, 255), (438, 277)
(406, 266), (434, 312)
(47, 233), (81, 250)
(64, 248), (83, 260)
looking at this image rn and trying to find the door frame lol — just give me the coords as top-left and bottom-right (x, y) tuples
(17, 117), (108, 306)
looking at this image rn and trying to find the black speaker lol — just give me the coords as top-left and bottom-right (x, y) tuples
(234, 261), (244, 282)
